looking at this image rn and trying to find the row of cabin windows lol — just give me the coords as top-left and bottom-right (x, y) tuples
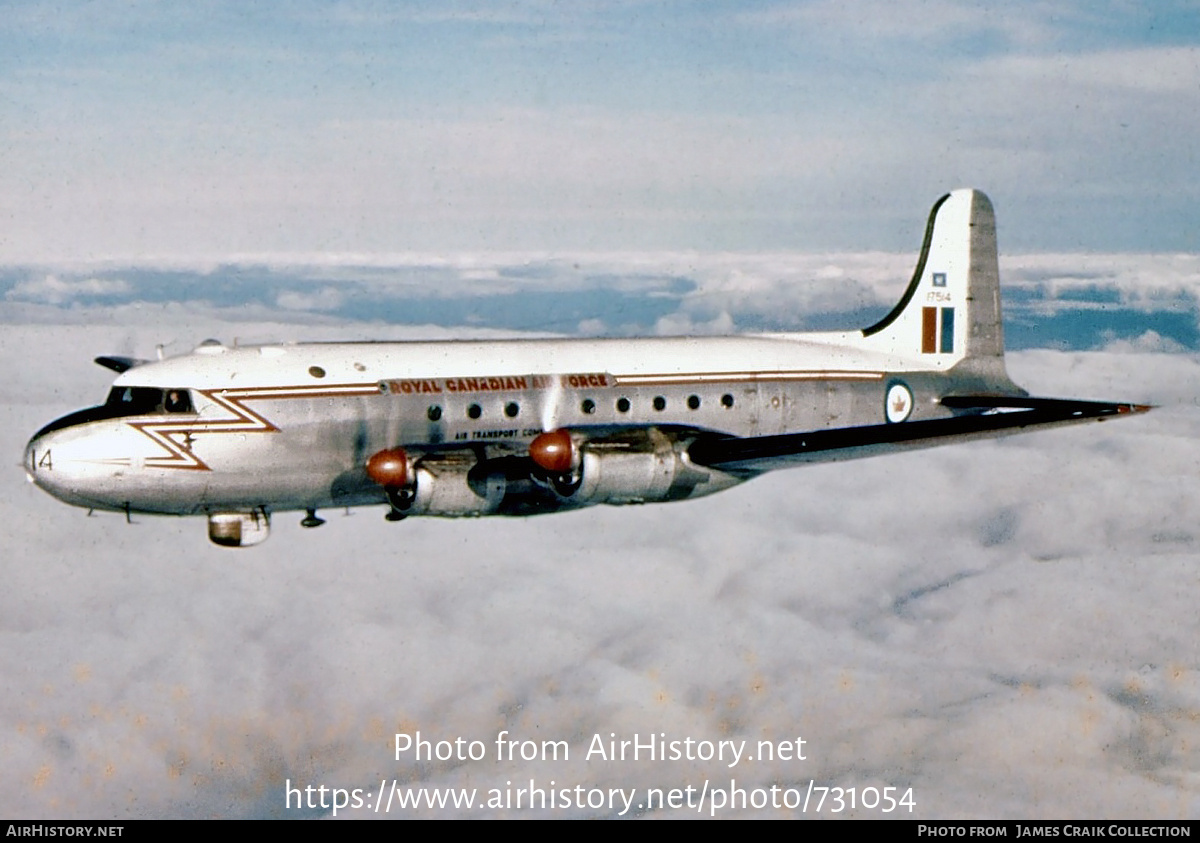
(97, 387), (736, 423)
(426, 393), (736, 423)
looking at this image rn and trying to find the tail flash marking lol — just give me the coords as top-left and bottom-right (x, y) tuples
(940, 307), (955, 354)
(921, 307), (937, 353)
(858, 189), (1006, 374)
(920, 306), (955, 354)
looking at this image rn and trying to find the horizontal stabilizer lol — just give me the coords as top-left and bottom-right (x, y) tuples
(939, 395), (1153, 414)
(688, 398), (1150, 473)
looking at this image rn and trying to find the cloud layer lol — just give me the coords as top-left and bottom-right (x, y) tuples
(4, 251), (1200, 351)
(3, 312), (1197, 818)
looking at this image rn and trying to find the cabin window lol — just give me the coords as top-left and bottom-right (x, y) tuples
(467, 403), (482, 419)
(581, 399), (596, 415)
(687, 394), (701, 410)
(427, 405), (442, 422)
(653, 396), (666, 411)
(308, 366), (326, 378)
(721, 393), (735, 408)
(616, 397), (631, 413)
(505, 402), (520, 418)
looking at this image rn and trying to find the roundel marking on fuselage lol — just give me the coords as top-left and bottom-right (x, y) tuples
(885, 381), (913, 424)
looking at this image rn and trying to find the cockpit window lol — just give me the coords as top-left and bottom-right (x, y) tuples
(105, 387), (194, 415)
(107, 387), (160, 414)
(31, 387), (197, 439)
(164, 389), (192, 413)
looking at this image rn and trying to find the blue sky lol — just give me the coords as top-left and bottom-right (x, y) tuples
(2, 1), (1199, 259)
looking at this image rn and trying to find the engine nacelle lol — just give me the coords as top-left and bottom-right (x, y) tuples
(208, 510), (271, 548)
(405, 453), (506, 517)
(365, 432), (739, 520)
(563, 428), (737, 505)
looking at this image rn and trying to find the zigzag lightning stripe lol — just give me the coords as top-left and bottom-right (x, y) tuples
(131, 383), (380, 471)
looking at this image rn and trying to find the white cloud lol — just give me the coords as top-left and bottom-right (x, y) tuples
(1006, 253), (1200, 303)
(653, 308), (735, 336)
(737, 0), (1068, 47)
(6, 275), (131, 305)
(275, 286), (345, 312)
(984, 47), (1200, 95)
(1102, 330), (1188, 354)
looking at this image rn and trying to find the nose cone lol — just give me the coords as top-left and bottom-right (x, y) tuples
(25, 428), (68, 501)
(23, 435), (38, 482)
(23, 414), (128, 509)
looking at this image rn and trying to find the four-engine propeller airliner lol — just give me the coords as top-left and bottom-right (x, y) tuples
(24, 190), (1149, 547)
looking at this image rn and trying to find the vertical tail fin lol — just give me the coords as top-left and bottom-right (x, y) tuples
(861, 189), (1008, 379)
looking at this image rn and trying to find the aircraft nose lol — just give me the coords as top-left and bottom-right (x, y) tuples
(24, 415), (139, 511)
(24, 425), (90, 503)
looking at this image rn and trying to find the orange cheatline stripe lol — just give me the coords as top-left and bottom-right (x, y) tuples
(613, 370), (884, 386)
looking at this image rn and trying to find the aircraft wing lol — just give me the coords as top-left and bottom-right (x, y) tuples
(687, 396), (1150, 475)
